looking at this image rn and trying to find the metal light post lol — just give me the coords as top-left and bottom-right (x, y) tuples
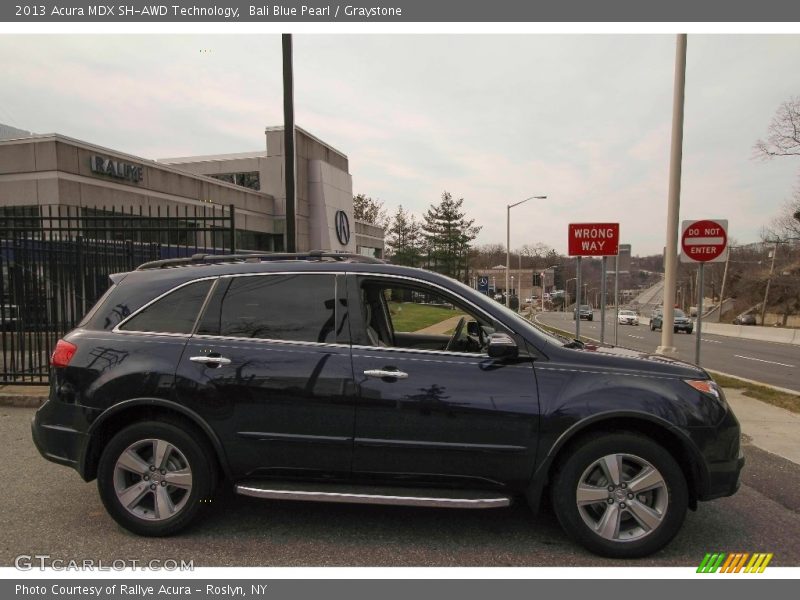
(658, 33), (687, 356)
(566, 277), (577, 315)
(507, 195), (546, 308)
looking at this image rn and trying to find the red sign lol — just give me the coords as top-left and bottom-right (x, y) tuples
(680, 219), (728, 263)
(568, 223), (620, 256)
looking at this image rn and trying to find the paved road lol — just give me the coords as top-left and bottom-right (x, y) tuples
(2, 406), (799, 567)
(536, 311), (800, 393)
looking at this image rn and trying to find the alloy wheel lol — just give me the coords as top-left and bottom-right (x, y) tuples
(113, 438), (193, 521)
(575, 453), (669, 542)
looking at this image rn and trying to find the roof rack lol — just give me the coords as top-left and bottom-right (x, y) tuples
(136, 251), (385, 270)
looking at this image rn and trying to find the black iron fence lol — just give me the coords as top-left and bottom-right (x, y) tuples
(0, 203), (235, 384)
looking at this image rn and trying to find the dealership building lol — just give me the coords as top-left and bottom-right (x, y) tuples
(0, 124), (385, 257)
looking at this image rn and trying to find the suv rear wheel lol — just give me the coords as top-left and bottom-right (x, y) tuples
(551, 432), (688, 558)
(97, 421), (217, 536)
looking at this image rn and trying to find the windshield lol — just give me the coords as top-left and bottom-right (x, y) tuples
(674, 309), (686, 317)
(620, 310), (635, 316)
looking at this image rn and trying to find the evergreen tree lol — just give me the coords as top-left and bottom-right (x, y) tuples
(421, 191), (481, 281)
(352, 194), (388, 228)
(386, 205), (423, 267)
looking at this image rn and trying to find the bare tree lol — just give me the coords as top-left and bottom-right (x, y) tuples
(754, 96), (800, 159)
(765, 194), (800, 239)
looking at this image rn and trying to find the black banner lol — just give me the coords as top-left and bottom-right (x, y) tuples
(3, 579), (797, 600)
(3, 0), (800, 22)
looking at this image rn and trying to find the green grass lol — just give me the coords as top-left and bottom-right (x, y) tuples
(388, 302), (465, 332)
(708, 371), (800, 415)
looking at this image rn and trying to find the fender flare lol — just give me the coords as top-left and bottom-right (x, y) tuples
(81, 397), (232, 481)
(526, 410), (708, 512)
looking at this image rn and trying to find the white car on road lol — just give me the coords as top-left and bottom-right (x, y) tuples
(618, 309), (639, 325)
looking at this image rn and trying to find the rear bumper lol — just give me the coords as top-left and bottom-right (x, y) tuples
(31, 397), (93, 479)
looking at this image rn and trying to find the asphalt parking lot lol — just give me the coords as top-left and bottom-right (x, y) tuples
(2, 406), (799, 568)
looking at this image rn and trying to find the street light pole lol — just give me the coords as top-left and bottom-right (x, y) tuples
(566, 277), (577, 315)
(658, 33), (687, 356)
(506, 195), (546, 308)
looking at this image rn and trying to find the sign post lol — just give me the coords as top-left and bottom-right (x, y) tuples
(613, 254), (619, 346)
(680, 219), (729, 365)
(600, 256), (607, 343)
(568, 223), (621, 342)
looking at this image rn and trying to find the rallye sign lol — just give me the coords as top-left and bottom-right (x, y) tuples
(568, 223), (620, 256)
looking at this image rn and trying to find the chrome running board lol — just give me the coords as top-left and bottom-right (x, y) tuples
(234, 481), (511, 509)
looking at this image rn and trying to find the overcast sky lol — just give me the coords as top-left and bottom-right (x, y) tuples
(1, 34), (798, 255)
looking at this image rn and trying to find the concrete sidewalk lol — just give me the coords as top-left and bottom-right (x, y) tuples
(726, 388), (800, 465)
(3, 382), (798, 466)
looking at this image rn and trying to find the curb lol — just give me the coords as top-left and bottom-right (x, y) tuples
(0, 395), (46, 408)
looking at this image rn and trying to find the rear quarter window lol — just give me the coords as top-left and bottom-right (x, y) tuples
(118, 279), (214, 335)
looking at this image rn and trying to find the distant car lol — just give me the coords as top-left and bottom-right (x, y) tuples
(618, 309), (639, 326)
(650, 308), (693, 334)
(573, 304), (593, 321)
(733, 313), (757, 326)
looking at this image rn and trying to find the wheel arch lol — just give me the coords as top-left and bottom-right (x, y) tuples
(527, 412), (707, 513)
(80, 398), (232, 482)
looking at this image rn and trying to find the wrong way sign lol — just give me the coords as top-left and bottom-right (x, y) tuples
(568, 223), (620, 256)
(680, 219), (728, 263)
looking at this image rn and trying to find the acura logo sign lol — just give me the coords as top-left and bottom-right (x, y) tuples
(335, 210), (351, 246)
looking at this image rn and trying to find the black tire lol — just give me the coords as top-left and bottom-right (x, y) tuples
(550, 432), (688, 558)
(97, 420), (217, 536)
(649, 322), (655, 331)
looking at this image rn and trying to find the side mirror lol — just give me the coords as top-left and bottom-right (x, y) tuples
(487, 332), (518, 360)
(467, 320), (480, 336)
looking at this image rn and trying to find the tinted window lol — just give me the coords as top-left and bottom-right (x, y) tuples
(120, 279), (213, 334)
(198, 274), (336, 343)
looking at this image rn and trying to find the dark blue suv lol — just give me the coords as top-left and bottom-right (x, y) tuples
(32, 252), (743, 558)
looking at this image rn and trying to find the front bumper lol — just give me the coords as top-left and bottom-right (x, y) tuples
(692, 403), (745, 501)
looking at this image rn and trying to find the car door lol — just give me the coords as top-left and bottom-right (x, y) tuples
(347, 273), (540, 489)
(174, 272), (356, 480)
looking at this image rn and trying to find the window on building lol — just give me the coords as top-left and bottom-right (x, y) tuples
(197, 274), (336, 343)
(209, 172), (261, 191)
(120, 279), (213, 334)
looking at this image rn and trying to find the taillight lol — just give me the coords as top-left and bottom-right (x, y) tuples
(51, 339), (77, 368)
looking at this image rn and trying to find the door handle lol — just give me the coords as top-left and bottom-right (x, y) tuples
(189, 355), (232, 366)
(364, 369), (408, 380)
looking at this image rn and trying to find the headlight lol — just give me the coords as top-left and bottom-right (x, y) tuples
(684, 379), (726, 405)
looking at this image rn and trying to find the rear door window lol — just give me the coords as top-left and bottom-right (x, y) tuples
(196, 274), (337, 343)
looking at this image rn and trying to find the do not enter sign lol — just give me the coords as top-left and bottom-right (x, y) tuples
(680, 219), (728, 263)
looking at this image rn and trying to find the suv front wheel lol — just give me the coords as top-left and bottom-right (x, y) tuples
(97, 421), (217, 536)
(551, 432), (688, 558)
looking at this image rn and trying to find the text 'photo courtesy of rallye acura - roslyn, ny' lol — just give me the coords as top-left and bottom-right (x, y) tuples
(32, 252), (744, 559)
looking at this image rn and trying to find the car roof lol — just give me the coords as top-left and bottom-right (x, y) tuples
(112, 253), (480, 298)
